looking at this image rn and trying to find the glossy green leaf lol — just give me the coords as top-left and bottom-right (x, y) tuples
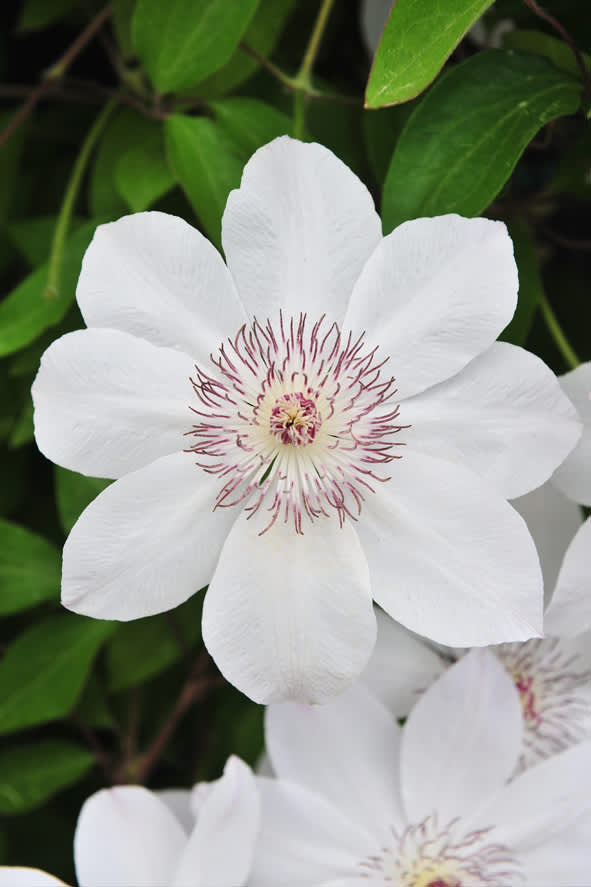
(0, 740), (94, 814)
(365, 0), (495, 107)
(132, 0), (260, 93)
(500, 224), (544, 347)
(211, 98), (291, 157)
(0, 613), (115, 735)
(16, 0), (74, 32)
(106, 593), (204, 692)
(198, 0), (295, 96)
(503, 29), (591, 81)
(383, 51), (581, 233)
(115, 125), (175, 212)
(0, 222), (96, 358)
(89, 109), (157, 218)
(165, 115), (243, 248)
(0, 519), (60, 614)
(55, 467), (112, 536)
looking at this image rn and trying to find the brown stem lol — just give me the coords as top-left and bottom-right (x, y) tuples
(72, 715), (117, 782)
(133, 651), (220, 784)
(522, 0), (591, 104)
(0, 4), (112, 149)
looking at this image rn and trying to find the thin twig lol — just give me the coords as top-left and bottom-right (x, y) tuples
(523, 0), (591, 104)
(0, 4), (112, 149)
(72, 714), (116, 782)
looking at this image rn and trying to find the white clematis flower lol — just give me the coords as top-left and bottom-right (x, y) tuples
(0, 756), (259, 887)
(32, 136), (580, 703)
(361, 482), (591, 772)
(251, 652), (591, 887)
(552, 361), (591, 505)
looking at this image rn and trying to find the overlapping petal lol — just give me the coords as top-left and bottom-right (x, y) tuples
(512, 482), (583, 600)
(62, 452), (235, 620)
(249, 780), (370, 887)
(401, 342), (581, 498)
(359, 450), (543, 646)
(222, 136), (382, 326)
(400, 650), (522, 826)
(202, 514), (375, 704)
(359, 607), (446, 717)
(266, 682), (403, 836)
(32, 328), (194, 478)
(0, 871), (67, 886)
(76, 212), (246, 360)
(544, 517), (591, 636)
(174, 757), (259, 887)
(73, 786), (186, 887)
(344, 214), (518, 399)
(552, 362), (591, 505)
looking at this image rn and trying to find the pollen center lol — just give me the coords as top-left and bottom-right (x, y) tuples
(270, 392), (321, 446)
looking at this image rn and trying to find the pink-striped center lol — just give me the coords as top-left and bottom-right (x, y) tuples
(186, 313), (407, 535)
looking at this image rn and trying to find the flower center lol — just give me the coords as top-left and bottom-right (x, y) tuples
(494, 637), (591, 771)
(358, 815), (521, 886)
(269, 391), (321, 446)
(186, 313), (407, 534)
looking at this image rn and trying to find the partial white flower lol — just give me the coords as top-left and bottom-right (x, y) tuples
(32, 136), (580, 703)
(552, 362), (591, 505)
(0, 756), (259, 887)
(362, 482), (591, 771)
(251, 652), (591, 887)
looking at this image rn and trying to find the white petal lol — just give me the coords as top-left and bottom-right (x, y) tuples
(62, 452), (235, 620)
(401, 650), (523, 825)
(202, 513), (376, 704)
(77, 212), (246, 359)
(248, 778), (373, 887)
(480, 741), (591, 850)
(74, 786), (186, 887)
(552, 362), (591, 505)
(401, 342), (581, 498)
(221, 136), (381, 326)
(512, 483), (583, 604)
(32, 329), (194, 479)
(156, 790), (194, 834)
(521, 814), (591, 887)
(174, 757), (259, 887)
(360, 607), (447, 718)
(545, 517), (591, 637)
(359, 450), (543, 646)
(0, 870), (67, 886)
(265, 682), (403, 837)
(344, 214), (518, 399)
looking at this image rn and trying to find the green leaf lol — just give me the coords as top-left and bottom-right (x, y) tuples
(500, 224), (544, 347)
(132, 0), (260, 93)
(112, 0), (136, 59)
(106, 593), (204, 692)
(55, 467), (112, 536)
(8, 217), (59, 267)
(0, 221), (96, 358)
(75, 671), (114, 729)
(8, 398), (34, 449)
(0, 519), (60, 615)
(197, 0), (295, 96)
(89, 109), (157, 218)
(382, 50), (581, 233)
(115, 124), (175, 212)
(0, 740), (94, 814)
(365, 0), (495, 108)
(0, 613), (115, 735)
(165, 115), (243, 249)
(211, 98), (291, 157)
(363, 103), (416, 187)
(16, 0), (74, 32)
(503, 28), (591, 81)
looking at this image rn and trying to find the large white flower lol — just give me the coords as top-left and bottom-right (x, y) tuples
(0, 756), (259, 887)
(251, 652), (591, 886)
(361, 482), (591, 771)
(552, 361), (591, 505)
(32, 136), (580, 703)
